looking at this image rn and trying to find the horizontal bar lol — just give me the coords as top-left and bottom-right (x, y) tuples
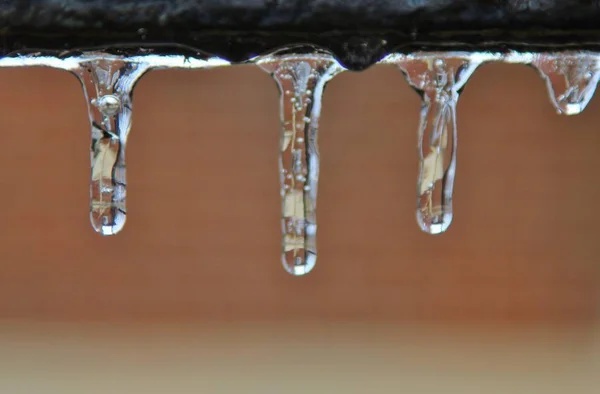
(1, 1), (600, 69)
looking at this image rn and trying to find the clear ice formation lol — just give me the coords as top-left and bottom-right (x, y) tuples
(531, 52), (600, 115)
(385, 54), (484, 235)
(74, 56), (151, 235)
(70, 54), (229, 236)
(1, 49), (599, 274)
(257, 50), (344, 275)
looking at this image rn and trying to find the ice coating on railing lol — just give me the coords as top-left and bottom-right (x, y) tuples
(258, 51), (344, 275)
(0, 49), (598, 275)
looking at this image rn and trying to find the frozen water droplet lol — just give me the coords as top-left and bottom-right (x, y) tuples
(532, 53), (600, 115)
(258, 49), (344, 275)
(391, 54), (482, 234)
(74, 56), (151, 235)
(93, 94), (121, 116)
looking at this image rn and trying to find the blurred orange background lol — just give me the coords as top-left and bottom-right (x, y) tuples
(0, 63), (598, 392)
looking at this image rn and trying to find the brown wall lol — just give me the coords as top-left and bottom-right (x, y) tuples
(0, 62), (598, 392)
(0, 62), (597, 324)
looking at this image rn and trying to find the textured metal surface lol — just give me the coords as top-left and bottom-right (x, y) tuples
(1, 1), (597, 30)
(1, 1), (600, 69)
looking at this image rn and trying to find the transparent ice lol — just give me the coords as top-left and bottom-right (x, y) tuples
(385, 54), (484, 234)
(73, 57), (151, 235)
(531, 52), (600, 115)
(258, 49), (344, 275)
(70, 53), (228, 235)
(0, 49), (599, 275)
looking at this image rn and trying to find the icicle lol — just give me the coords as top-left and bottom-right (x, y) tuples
(257, 50), (344, 275)
(0, 52), (228, 236)
(387, 54), (482, 234)
(532, 53), (600, 115)
(73, 56), (151, 235)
